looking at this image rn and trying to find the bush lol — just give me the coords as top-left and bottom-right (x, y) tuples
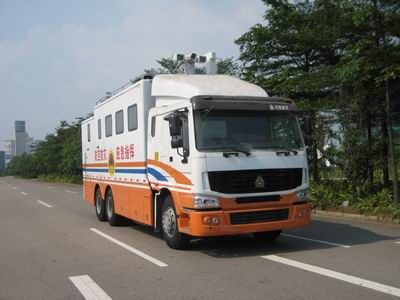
(38, 174), (82, 185)
(310, 181), (355, 210)
(310, 182), (400, 220)
(5, 119), (83, 185)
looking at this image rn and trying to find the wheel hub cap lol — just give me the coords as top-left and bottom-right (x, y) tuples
(162, 208), (176, 238)
(96, 194), (101, 214)
(106, 196), (113, 219)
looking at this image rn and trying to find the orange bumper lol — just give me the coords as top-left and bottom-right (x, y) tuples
(181, 204), (311, 237)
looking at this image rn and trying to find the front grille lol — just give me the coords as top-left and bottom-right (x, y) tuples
(208, 168), (302, 194)
(235, 195), (280, 204)
(230, 208), (289, 225)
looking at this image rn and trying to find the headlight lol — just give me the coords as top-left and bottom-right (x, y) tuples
(295, 189), (309, 203)
(194, 194), (219, 209)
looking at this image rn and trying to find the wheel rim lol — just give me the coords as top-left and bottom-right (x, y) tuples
(95, 192), (102, 214)
(106, 194), (113, 220)
(162, 207), (176, 238)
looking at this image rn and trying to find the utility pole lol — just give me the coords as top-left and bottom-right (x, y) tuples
(381, 21), (399, 202)
(385, 79), (399, 202)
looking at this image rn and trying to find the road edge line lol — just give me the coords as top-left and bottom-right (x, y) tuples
(282, 233), (351, 248)
(262, 255), (400, 297)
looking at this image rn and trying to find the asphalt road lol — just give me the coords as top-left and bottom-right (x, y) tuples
(0, 177), (399, 300)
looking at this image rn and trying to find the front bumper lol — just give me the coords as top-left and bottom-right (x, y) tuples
(180, 204), (311, 237)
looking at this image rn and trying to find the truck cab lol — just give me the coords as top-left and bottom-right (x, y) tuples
(146, 74), (311, 248)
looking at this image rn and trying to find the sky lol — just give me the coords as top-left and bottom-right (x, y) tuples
(0, 0), (265, 149)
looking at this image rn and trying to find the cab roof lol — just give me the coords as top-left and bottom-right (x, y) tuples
(151, 74), (268, 99)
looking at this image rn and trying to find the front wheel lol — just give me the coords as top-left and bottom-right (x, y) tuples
(253, 230), (282, 242)
(161, 196), (189, 249)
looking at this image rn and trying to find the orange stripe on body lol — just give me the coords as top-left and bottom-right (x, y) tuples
(83, 163), (108, 168)
(148, 159), (192, 185)
(83, 160), (191, 186)
(84, 177), (150, 186)
(149, 181), (192, 191)
(116, 161), (146, 167)
(83, 161), (146, 168)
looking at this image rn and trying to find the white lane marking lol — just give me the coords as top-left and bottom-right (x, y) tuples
(65, 190), (78, 194)
(46, 186), (54, 189)
(37, 200), (52, 208)
(263, 255), (400, 298)
(12, 187), (17, 190)
(396, 242), (400, 244)
(90, 228), (168, 267)
(20, 192), (28, 196)
(69, 275), (111, 300)
(282, 233), (351, 248)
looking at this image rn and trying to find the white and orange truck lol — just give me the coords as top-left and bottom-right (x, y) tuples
(81, 53), (311, 249)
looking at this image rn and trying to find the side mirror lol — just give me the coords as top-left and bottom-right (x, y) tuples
(171, 136), (183, 149)
(168, 114), (181, 136)
(164, 111), (189, 162)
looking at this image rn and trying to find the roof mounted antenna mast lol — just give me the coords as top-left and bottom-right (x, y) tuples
(204, 51), (217, 75)
(172, 51), (217, 75)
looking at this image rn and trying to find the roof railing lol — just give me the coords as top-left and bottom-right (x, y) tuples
(95, 74), (153, 105)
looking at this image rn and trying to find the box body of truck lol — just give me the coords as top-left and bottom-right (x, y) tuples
(82, 74), (311, 248)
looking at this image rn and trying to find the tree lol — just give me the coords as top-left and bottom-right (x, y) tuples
(152, 56), (242, 76)
(235, 0), (400, 201)
(334, 0), (400, 200)
(236, 0), (343, 104)
(6, 119), (83, 182)
(156, 58), (182, 74)
(217, 57), (241, 76)
(235, 0), (345, 183)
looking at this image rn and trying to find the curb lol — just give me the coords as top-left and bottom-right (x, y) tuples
(313, 209), (400, 225)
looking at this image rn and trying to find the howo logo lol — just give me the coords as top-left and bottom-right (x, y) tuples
(255, 175), (265, 189)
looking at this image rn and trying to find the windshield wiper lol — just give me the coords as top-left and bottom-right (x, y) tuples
(276, 149), (298, 156)
(223, 148), (251, 157)
(252, 146), (299, 155)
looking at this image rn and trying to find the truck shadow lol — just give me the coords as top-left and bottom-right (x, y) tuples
(126, 217), (399, 258)
(184, 218), (399, 258)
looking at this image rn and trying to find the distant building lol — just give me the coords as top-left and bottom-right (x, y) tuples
(3, 121), (41, 167)
(27, 139), (42, 154)
(15, 120), (28, 156)
(3, 139), (15, 167)
(0, 151), (5, 172)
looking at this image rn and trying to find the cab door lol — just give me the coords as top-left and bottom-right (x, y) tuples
(147, 110), (191, 186)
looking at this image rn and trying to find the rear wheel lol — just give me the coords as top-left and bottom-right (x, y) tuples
(161, 195), (189, 249)
(95, 188), (107, 221)
(105, 189), (125, 226)
(253, 230), (282, 242)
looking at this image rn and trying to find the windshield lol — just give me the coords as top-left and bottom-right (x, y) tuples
(194, 109), (304, 152)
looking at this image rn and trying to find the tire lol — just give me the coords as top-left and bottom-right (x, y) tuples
(95, 188), (107, 222)
(253, 230), (282, 242)
(105, 189), (125, 226)
(161, 195), (189, 249)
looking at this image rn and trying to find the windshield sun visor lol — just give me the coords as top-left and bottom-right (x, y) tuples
(190, 96), (298, 112)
